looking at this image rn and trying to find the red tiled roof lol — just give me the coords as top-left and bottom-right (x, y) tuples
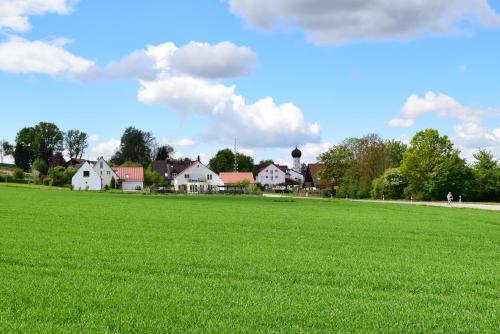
(112, 167), (144, 182)
(219, 172), (255, 184)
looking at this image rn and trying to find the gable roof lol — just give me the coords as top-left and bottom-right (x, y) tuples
(219, 172), (255, 184)
(254, 163), (288, 174)
(112, 167), (144, 182)
(305, 163), (324, 188)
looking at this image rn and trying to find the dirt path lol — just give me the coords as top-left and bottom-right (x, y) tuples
(351, 199), (500, 212)
(263, 194), (500, 211)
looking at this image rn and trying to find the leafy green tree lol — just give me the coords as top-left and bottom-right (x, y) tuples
(14, 127), (37, 170)
(12, 168), (24, 180)
(2, 141), (14, 156)
(154, 145), (174, 161)
(65, 130), (88, 159)
(471, 150), (500, 201)
(120, 161), (143, 167)
(144, 165), (164, 187)
(400, 129), (454, 200)
(259, 159), (274, 165)
(427, 152), (473, 201)
(32, 158), (48, 176)
(209, 149), (254, 174)
(110, 176), (116, 189)
(384, 140), (407, 168)
(33, 122), (64, 163)
(111, 127), (155, 166)
(371, 168), (407, 199)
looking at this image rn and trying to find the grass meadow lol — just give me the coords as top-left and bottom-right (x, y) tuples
(0, 184), (499, 333)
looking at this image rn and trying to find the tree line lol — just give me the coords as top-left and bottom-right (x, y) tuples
(318, 129), (500, 202)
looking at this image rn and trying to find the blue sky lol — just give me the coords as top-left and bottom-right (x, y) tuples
(1, 0), (500, 164)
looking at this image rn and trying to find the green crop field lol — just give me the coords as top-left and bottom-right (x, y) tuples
(0, 184), (499, 333)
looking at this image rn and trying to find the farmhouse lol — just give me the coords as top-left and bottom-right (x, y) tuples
(255, 147), (304, 189)
(112, 167), (144, 191)
(219, 172), (255, 191)
(173, 157), (219, 193)
(93, 157), (118, 189)
(152, 159), (191, 185)
(304, 163), (325, 189)
(72, 161), (102, 190)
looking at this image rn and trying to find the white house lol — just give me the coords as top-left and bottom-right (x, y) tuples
(287, 169), (304, 184)
(173, 158), (220, 193)
(93, 157), (118, 189)
(72, 161), (102, 190)
(112, 167), (144, 191)
(256, 163), (287, 188)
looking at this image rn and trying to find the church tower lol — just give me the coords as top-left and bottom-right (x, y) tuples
(291, 146), (302, 173)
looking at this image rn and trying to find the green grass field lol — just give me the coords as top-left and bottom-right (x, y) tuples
(0, 184), (499, 333)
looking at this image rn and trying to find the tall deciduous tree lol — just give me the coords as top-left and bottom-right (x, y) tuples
(50, 152), (66, 167)
(33, 122), (64, 163)
(65, 130), (88, 159)
(154, 145), (174, 161)
(472, 150), (500, 201)
(111, 127), (155, 166)
(2, 141), (14, 156)
(209, 149), (254, 174)
(400, 129), (454, 200)
(14, 127), (37, 170)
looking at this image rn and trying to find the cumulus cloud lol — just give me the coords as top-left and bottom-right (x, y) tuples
(228, 0), (500, 45)
(88, 138), (120, 160)
(0, 37), (94, 77)
(101, 41), (256, 80)
(0, 0), (77, 32)
(134, 41), (320, 147)
(388, 91), (500, 159)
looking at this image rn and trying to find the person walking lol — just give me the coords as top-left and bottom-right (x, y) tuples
(447, 192), (453, 206)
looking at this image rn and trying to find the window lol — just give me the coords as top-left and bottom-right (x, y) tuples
(172, 173), (177, 177)
(107, 171), (110, 175)
(100, 161), (103, 168)
(185, 174), (190, 179)
(83, 171), (90, 177)
(207, 174), (212, 180)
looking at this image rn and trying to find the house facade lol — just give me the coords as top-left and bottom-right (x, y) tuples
(72, 161), (102, 190)
(304, 163), (325, 189)
(112, 167), (144, 191)
(256, 163), (287, 188)
(152, 159), (191, 186)
(93, 157), (118, 189)
(173, 158), (219, 193)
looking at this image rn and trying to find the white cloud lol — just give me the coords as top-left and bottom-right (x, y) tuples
(134, 41), (320, 148)
(170, 41), (257, 79)
(88, 135), (99, 142)
(88, 139), (120, 160)
(176, 138), (196, 147)
(389, 91), (500, 159)
(387, 118), (415, 128)
(101, 41), (256, 81)
(0, 37), (94, 77)
(228, 0), (500, 45)
(0, 0), (77, 32)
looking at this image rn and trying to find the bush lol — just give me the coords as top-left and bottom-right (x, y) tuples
(110, 176), (116, 189)
(12, 168), (24, 180)
(371, 168), (407, 200)
(32, 158), (48, 176)
(46, 166), (76, 187)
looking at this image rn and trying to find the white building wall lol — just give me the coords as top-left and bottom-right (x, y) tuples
(256, 164), (286, 187)
(72, 162), (102, 191)
(122, 181), (143, 191)
(287, 169), (304, 184)
(174, 161), (220, 192)
(93, 157), (117, 188)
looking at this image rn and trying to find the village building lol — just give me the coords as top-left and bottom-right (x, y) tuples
(71, 161), (102, 191)
(255, 147), (304, 189)
(304, 163), (325, 189)
(112, 167), (144, 191)
(152, 159), (191, 186)
(219, 172), (255, 191)
(173, 157), (220, 193)
(93, 157), (118, 189)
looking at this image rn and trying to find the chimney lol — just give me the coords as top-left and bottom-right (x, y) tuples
(197, 155), (200, 162)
